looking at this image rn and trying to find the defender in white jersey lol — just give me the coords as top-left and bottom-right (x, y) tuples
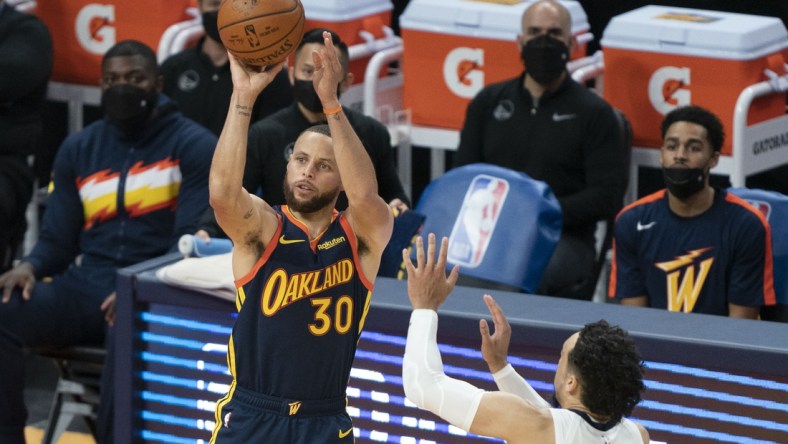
(402, 234), (649, 444)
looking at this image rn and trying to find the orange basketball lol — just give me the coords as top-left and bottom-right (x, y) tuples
(217, 0), (305, 67)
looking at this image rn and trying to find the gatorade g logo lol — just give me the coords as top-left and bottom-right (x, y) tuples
(76, 4), (116, 55)
(655, 247), (714, 313)
(444, 47), (484, 99)
(648, 66), (691, 115)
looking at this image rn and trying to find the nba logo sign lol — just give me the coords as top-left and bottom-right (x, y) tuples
(447, 175), (509, 267)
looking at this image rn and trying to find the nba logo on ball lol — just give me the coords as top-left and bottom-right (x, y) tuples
(218, 0), (305, 67)
(448, 175), (509, 267)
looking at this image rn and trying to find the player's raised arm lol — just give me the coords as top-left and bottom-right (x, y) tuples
(209, 57), (284, 261)
(310, 31), (393, 257)
(402, 235), (552, 444)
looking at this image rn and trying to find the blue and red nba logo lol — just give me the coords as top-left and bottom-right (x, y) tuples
(447, 175), (509, 267)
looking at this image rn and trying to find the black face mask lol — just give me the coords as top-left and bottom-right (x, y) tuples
(202, 11), (221, 44)
(292, 78), (342, 114)
(101, 84), (158, 134)
(663, 167), (706, 199)
(521, 34), (570, 85)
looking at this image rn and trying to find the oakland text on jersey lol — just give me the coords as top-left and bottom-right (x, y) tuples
(260, 259), (355, 316)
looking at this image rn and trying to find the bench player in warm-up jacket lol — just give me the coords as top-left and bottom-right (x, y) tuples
(208, 32), (393, 443)
(609, 105), (774, 318)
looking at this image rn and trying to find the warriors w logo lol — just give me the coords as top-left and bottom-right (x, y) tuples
(655, 248), (714, 313)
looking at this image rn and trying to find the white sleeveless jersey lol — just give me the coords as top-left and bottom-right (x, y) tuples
(550, 409), (644, 443)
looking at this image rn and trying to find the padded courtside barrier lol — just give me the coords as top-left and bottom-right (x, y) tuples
(36, 0), (194, 84)
(415, 164), (562, 293)
(728, 187), (788, 305)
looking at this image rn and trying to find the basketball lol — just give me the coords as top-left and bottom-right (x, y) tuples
(217, 0), (305, 67)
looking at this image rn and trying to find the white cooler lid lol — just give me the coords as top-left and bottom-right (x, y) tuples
(400, 0), (589, 41)
(601, 5), (788, 60)
(301, 0), (393, 22)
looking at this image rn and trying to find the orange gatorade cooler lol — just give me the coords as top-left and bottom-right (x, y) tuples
(400, 0), (591, 129)
(601, 5), (788, 155)
(301, 0), (393, 82)
(36, 1), (194, 85)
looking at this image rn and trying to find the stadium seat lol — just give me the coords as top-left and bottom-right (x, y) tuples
(35, 345), (106, 444)
(413, 163), (562, 293)
(727, 187), (788, 309)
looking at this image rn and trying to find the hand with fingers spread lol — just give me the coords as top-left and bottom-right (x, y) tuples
(310, 31), (344, 112)
(227, 54), (285, 98)
(402, 233), (460, 311)
(0, 262), (36, 304)
(480, 294), (512, 373)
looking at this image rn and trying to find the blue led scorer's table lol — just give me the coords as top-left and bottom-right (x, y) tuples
(113, 254), (788, 444)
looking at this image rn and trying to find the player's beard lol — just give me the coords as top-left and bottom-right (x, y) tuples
(283, 178), (339, 213)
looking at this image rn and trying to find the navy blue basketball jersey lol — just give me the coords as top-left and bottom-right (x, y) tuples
(609, 189), (775, 316)
(222, 205), (373, 399)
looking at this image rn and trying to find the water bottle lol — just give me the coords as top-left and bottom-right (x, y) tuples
(178, 234), (233, 257)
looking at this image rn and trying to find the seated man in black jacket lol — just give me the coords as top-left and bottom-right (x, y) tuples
(454, 0), (628, 300)
(198, 28), (409, 238)
(0, 0), (52, 271)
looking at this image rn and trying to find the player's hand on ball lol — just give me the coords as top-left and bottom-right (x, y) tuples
(228, 54), (284, 97)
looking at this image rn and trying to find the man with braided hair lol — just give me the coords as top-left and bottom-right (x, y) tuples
(402, 233), (649, 443)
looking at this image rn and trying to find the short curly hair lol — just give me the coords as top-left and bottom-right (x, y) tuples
(568, 320), (645, 423)
(660, 105), (725, 152)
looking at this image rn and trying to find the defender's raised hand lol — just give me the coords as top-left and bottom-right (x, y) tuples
(403, 233), (460, 311)
(480, 294), (512, 373)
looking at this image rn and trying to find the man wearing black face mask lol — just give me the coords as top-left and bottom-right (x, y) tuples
(0, 40), (216, 443)
(610, 105), (775, 319)
(454, 0), (628, 301)
(160, 0), (293, 135)
(194, 28), (410, 240)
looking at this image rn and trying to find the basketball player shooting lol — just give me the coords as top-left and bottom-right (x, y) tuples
(207, 31), (393, 443)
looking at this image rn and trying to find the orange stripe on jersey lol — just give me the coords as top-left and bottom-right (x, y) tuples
(339, 214), (373, 291)
(615, 189), (667, 222)
(281, 205), (340, 253)
(357, 289), (372, 334)
(608, 237), (618, 299)
(725, 193), (776, 305)
(234, 213), (284, 288)
(608, 190), (667, 298)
